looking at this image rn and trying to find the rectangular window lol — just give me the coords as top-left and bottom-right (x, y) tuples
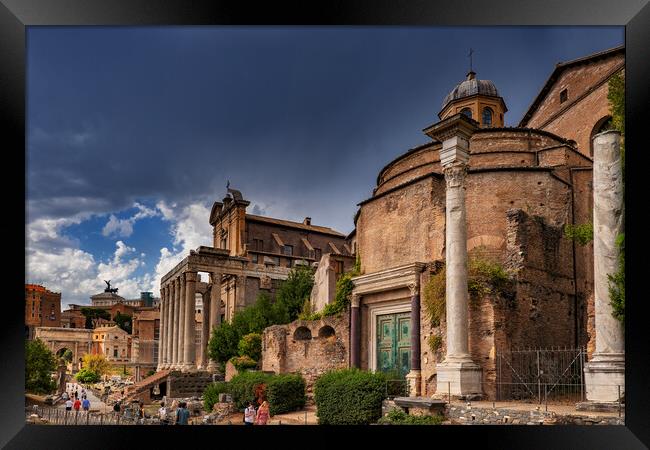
(336, 260), (344, 274)
(282, 245), (293, 256)
(315, 248), (322, 261)
(251, 253), (258, 263)
(287, 258), (294, 268)
(114, 348), (118, 357)
(560, 88), (568, 103)
(253, 239), (264, 251)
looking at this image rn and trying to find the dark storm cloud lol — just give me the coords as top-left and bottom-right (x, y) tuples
(27, 27), (623, 232)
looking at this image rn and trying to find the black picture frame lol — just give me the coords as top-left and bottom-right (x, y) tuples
(3, 0), (648, 448)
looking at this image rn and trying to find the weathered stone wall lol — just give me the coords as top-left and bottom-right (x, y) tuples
(524, 52), (624, 157)
(262, 315), (349, 396)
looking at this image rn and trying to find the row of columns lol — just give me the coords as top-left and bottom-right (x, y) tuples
(157, 271), (224, 372)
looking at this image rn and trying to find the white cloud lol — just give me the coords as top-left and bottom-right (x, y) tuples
(101, 202), (160, 238)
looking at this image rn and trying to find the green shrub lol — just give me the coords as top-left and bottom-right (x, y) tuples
(266, 374), (306, 415)
(377, 408), (443, 425)
(609, 233), (625, 324)
(238, 333), (262, 361)
(229, 371), (273, 410)
(314, 368), (387, 425)
(75, 368), (100, 384)
(203, 382), (230, 412)
(229, 355), (258, 372)
(564, 223), (594, 246)
(422, 268), (446, 327)
(382, 369), (408, 398)
(467, 255), (512, 299)
(428, 334), (442, 353)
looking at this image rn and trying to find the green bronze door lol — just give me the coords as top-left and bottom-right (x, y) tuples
(376, 312), (411, 379)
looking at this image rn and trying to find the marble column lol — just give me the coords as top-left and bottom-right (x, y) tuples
(235, 275), (247, 310)
(406, 282), (422, 397)
(157, 288), (165, 371)
(426, 114), (482, 397)
(584, 130), (625, 403)
(198, 291), (210, 370)
(172, 279), (181, 369)
(177, 274), (186, 369)
(183, 272), (197, 371)
(165, 284), (174, 369)
(207, 272), (222, 372)
(350, 294), (361, 368)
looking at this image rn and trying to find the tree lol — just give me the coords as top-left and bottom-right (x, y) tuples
(113, 311), (132, 334)
(81, 353), (111, 377)
(238, 333), (262, 361)
(61, 349), (73, 363)
(25, 339), (57, 394)
(607, 72), (625, 324)
(272, 265), (315, 323)
(80, 307), (111, 329)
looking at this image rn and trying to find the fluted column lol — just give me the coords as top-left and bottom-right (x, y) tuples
(183, 272), (197, 371)
(157, 288), (165, 371)
(406, 282), (422, 397)
(171, 279), (181, 369)
(177, 274), (186, 369)
(350, 294), (361, 368)
(207, 272), (222, 372)
(198, 291), (210, 370)
(583, 130), (625, 403)
(426, 113), (481, 397)
(165, 284), (174, 369)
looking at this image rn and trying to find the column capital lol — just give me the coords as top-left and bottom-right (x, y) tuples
(407, 282), (419, 296)
(443, 164), (468, 188)
(350, 294), (361, 308)
(185, 272), (198, 283)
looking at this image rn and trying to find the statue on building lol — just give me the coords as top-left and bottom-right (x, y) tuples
(104, 280), (119, 294)
(56, 358), (67, 395)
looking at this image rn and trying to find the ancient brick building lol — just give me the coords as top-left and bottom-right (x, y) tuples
(157, 186), (352, 373)
(25, 284), (61, 339)
(262, 46), (623, 401)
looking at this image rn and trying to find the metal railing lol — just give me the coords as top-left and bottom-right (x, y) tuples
(384, 379), (409, 399)
(26, 405), (161, 425)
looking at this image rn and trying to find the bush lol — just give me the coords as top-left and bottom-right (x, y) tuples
(203, 382), (230, 412)
(564, 223), (594, 246)
(229, 355), (258, 372)
(25, 339), (57, 395)
(81, 354), (111, 377)
(266, 374), (306, 416)
(229, 371), (273, 410)
(377, 408), (443, 425)
(238, 333), (262, 361)
(422, 268), (445, 327)
(75, 368), (100, 383)
(314, 368), (387, 425)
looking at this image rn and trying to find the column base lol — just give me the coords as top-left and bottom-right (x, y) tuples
(435, 358), (482, 398)
(180, 363), (196, 372)
(406, 370), (422, 397)
(206, 361), (219, 372)
(584, 352), (625, 403)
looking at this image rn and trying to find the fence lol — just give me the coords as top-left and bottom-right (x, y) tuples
(26, 405), (160, 425)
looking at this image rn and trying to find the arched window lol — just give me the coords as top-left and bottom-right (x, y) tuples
(589, 116), (614, 156)
(482, 107), (493, 127)
(460, 108), (472, 119)
(318, 326), (336, 339)
(293, 326), (312, 341)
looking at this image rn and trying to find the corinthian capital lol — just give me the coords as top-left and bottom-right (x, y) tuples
(443, 164), (468, 188)
(407, 282), (419, 296)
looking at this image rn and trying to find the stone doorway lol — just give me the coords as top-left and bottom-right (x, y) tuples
(376, 312), (411, 379)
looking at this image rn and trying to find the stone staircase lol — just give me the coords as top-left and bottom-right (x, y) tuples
(122, 369), (172, 403)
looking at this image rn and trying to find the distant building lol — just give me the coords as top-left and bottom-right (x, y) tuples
(91, 325), (131, 362)
(25, 284), (61, 339)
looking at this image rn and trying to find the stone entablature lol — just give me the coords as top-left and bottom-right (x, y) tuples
(351, 263), (426, 297)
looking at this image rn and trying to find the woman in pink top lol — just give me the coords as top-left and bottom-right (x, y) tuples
(255, 401), (270, 425)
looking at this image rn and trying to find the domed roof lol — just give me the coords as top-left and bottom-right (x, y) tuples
(441, 71), (500, 111)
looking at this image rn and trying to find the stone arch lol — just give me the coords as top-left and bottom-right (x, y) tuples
(318, 325), (336, 339)
(293, 326), (312, 341)
(466, 235), (505, 253)
(589, 115), (614, 157)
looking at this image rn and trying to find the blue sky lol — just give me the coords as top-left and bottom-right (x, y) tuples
(25, 26), (624, 308)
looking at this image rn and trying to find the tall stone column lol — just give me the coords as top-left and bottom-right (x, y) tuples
(177, 274), (186, 369)
(157, 288), (165, 371)
(350, 294), (361, 368)
(183, 272), (197, 371)
(207, 272), (222, 372)
(235, 275), (247, 310)
(425, 113), (482, 397)
(583, 130), (625, 403)
(166, 284), (174, 369)
(171, 279), (181, 370)
(198, 291), (210, 370)
(406, 282), (422, 397)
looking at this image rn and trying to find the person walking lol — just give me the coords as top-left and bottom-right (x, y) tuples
(254, 401), (270, 425)
(73, 398), (81, 412)
(61, 392), (69, 401)
(158, 402), (168, 425)
(82, 397), (90, 411)
(65, 398), (73, 411)
(175, 402), (189, 425)
(244, 402), (256, 426)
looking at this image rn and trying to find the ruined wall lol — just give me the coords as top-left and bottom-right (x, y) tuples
(262, 315), (349, 396)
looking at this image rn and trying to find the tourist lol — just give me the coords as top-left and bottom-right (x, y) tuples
(158, 401), (168, 425)
(113, 401), (121, 416)
(138, 403), (146, 424)
(82, 397), (90, 411)
(61, 392), (69, 401)
(65, 398), (73, 411)
(255, 401), (270, 425)
(175, 402), (189, 425)
(73, 398), (81, 411)
(244, 402), (256, 426)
